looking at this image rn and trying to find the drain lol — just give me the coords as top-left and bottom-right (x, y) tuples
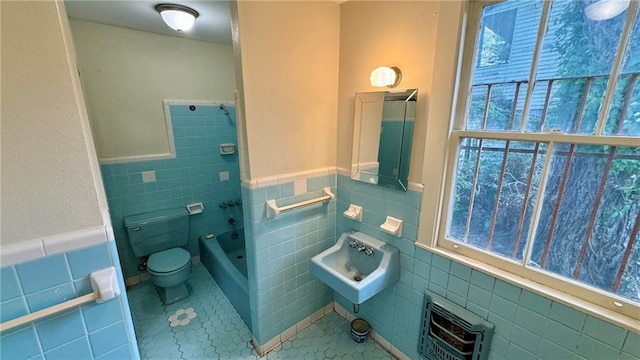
(353, 275), (362, 282)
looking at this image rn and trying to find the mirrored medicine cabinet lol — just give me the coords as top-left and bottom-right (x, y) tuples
(351, 88), (418, 191)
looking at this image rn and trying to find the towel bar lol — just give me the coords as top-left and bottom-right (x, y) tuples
(0, 267), (120, 332)
(266, 187), (335, 218)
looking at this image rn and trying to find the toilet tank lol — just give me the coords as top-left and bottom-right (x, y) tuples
(124, 208), (189, 258)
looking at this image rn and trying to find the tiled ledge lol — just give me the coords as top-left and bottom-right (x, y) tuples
(0, 227), (110, 267)
(251, 301), (409, 360)
(336, 167), (424, 193)
(242, 166), (424, 193)
(242, 167), (337, 189)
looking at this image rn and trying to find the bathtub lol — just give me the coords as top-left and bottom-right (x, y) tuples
(199, 228), (251, 330)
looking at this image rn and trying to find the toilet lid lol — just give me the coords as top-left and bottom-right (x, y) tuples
(147, 248), (191, 273)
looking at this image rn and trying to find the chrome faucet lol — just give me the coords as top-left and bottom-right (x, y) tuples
(365, 248), (375, 256)
(357, 244), (366, 252)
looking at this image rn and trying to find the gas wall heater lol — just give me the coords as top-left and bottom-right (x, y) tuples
(419, 291), (494, 360)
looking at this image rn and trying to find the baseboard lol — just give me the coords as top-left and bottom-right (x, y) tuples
(250, 302), (333, 356)
(250, 301), (410, 360)
(333, 302), (410, 360)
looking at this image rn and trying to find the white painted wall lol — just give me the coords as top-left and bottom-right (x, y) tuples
(1, 1), (107, 245)
(336, 1), (443, 182)
(336, 0), (465, 243)
(235, 1), (340, 179)
(69, 20), (236, 161)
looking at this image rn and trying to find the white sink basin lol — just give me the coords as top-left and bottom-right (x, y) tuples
(310, 231), (400, 304)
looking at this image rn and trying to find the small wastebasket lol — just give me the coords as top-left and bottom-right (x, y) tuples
(350, 318), (370, 343)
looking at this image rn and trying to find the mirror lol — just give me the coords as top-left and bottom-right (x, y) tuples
(351, 89), (418, 191)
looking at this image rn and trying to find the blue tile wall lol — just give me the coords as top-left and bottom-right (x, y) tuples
(0, 242), (138, 359)
(100, 104), (241, 278)
(334, 174), (639, 360)
(242, 173), (336, 344)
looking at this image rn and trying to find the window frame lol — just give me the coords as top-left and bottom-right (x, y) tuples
(435, 0), (640, 325)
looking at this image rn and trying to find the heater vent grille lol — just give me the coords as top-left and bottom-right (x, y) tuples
(419, 292), (493, 360)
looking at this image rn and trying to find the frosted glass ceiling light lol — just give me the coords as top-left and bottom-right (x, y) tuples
(155, 4), (199, 33)
(585, 0), (630, 21)
(370, 66), (402, 88)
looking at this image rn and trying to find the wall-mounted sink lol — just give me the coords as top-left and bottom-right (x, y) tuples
(310, 231), (400, 304)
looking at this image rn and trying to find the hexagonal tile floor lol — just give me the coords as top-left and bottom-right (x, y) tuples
(127, 263), (393, 359)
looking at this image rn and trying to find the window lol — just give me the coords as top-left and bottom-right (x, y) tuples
(441, 0), (640, 320)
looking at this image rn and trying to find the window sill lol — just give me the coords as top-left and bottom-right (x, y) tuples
(415, 242), (640, 333)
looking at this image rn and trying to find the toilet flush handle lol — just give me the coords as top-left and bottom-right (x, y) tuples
(130, 227), (141, 232)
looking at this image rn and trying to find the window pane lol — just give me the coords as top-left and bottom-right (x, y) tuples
(467, 86), (489, 131)
(465, 139), (506, 249)
(473, 0), (541, 85)
(477, 9), (517, 67)
(470, 1), (540, 132)
(530, 144), (640, 303)
(605, 5), (640, 136)
(537, 0), (625, 79)
(467, 82), (527, 132)
(525, 80), (552, 133)
(448, 139), (546, 261)
(530, 0), (626, 134)
(449, 138), (478, 239)
(604, 74), (639, 136)
(541, 77), (609, 133)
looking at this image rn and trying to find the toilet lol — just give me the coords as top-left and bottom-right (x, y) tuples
(124, 208), (192, 305)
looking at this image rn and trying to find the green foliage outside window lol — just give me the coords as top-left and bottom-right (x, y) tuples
(452, 0), (640, 304)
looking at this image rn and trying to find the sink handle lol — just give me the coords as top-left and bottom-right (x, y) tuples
(365, 248), (375, 256)
(349, 240), (360, 248)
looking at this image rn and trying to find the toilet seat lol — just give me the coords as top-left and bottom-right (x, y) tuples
(148, 248), (191, 273)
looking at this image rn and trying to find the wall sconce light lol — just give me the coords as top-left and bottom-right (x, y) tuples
(370, 66), (402, 88)
(585, 0), (630, 21)
(155, 4), (199, 33)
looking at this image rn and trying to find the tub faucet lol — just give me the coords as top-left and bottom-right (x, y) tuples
(228, 218), (237, 227)
(357, 243), (366, 252)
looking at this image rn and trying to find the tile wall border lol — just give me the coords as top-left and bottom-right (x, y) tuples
(336, 167), (424, 193)
(242, 167), (337, 189)
(1, 210), (114, 267)
(0, 227), (110, 267)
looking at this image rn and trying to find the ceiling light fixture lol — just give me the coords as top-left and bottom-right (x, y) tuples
(370, 66), (402, 88)
(585, 0), (630, 21)
(155, 4), (199, 33)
